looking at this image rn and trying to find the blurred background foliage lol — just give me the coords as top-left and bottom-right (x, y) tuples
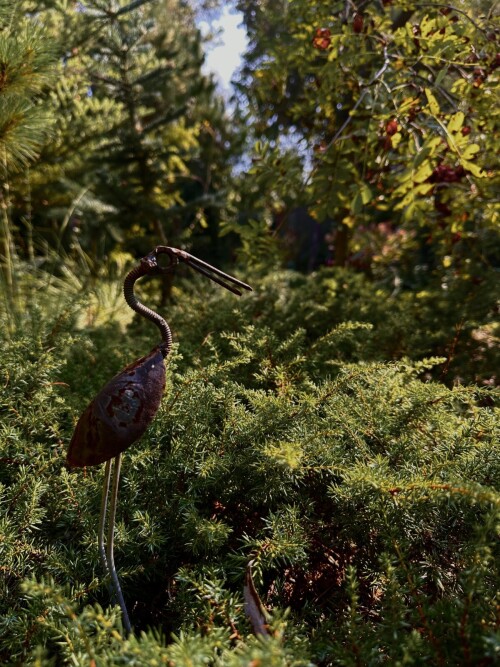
(0, 0), (498, 664)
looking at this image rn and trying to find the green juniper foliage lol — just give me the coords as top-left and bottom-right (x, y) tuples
(0, 272), (498, 666)
(0, 1), (498, 665)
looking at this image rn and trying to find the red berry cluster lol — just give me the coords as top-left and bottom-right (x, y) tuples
(386, 119), (398, 136)
(353, 13), (364, 33)
(313, 28), (331, 50)
(429, 164), (466, 183)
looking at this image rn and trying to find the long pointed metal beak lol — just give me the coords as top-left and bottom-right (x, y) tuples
(154, 246), (252, 296)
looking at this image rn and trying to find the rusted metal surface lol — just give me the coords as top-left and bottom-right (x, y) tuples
(243, 560), (270, 636)
(67, 346), (166, 467)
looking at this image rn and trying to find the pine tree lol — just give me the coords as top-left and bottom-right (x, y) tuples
(0, 3), (55, 172)
(0, 1), (56, 312)
(16, 0), (242, 267)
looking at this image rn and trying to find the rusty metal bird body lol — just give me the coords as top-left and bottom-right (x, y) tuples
(67, 346), (166, 467)
(66, 245), (251, 633)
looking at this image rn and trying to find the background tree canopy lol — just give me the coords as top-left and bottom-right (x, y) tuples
(0, 0), (498, 665)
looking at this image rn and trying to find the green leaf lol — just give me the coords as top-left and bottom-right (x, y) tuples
(413, 161), (434, 183)
(435, 67), (448, 87)
(413, 146), (431, 169)
(425, 88), (440, 116)
(351, 190), (363, 215)
(448, 112), (465, 134)
(350, 184), (372, 214)
(360, 184), (372, 205)
(460, 159), (486, 178)
(461, 143), (480, 160)
(395, 183), (433, 209)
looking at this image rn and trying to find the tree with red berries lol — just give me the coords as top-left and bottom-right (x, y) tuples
(233, 0), (498, 281)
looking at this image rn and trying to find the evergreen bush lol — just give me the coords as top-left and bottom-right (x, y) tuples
(0, 271), (498, 665)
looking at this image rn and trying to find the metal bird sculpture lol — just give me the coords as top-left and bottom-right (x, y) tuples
(67, 246), (252, 632)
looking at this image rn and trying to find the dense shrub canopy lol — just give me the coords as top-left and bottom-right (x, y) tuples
(0, 1), (498, 665)
(0, 273), (498, 665)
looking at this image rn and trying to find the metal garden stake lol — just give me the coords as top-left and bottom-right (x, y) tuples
(67, 246), (252, 632)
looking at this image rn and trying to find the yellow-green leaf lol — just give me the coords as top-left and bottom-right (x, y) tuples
(414, 146), (430, 169)
(448, 112), (464, 134)
(425, 88), (440, 116)
(360, 184), (372, 205)
(413, 161), (433, 183)
(428, 137), (442, 151)
(460, 159), (486, 178)
(399, 97), (419, 113)
(461, 144), (480, 160)
(392, 132), (402, 148)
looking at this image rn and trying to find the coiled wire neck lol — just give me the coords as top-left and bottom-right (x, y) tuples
(123, 262), (172, 358)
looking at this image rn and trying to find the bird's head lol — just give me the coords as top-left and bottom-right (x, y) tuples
(141, 246), (252, 296)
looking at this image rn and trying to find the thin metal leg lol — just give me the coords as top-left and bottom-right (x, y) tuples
(106, 453), (132, 634)
(98, 460), (112, 576)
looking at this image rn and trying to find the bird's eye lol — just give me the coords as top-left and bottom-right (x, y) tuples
(156, 252), (175, 270)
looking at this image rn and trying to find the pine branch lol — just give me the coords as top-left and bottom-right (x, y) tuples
(0, 99), (52, 172)
(115, 0), (154, 17)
